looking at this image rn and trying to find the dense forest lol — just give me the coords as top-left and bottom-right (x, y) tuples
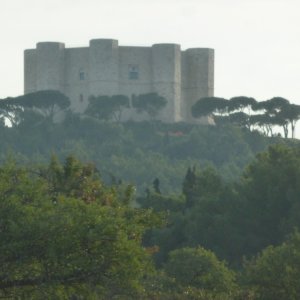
(1, 91), (300, 299)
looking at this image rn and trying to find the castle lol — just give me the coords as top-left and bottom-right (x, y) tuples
(24, 39), (214, 122)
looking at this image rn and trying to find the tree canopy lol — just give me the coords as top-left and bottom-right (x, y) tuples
(191, 97), (228, 118)
(132, 93), (167, 120)
(192, 95), (300, 138)
(85, 94), (130, 122)
(0, 157), (159, 299)
(165, 247), (236, 294)
(243, 231), (300, 300)
(0, 90), (70, 125)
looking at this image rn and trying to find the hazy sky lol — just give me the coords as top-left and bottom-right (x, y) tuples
(1, 0), (300, 105)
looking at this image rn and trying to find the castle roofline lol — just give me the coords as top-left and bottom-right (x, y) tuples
(185, 47), (214, 51)
(25, 40), (215, 53)
(152, 43), (181, 47)
(120, 46), (150, 49)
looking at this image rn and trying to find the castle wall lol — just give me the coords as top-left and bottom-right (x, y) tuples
(64, 47), (89, 112)
(88, 39), (119, 98)
(118, 46), (153, 121)
(24, 39), (214, 123)
(24, 49), (37, 94)
(118, 46), (152, 96)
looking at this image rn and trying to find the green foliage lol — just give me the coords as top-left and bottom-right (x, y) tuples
(164, 247), (237, 294)
(139, 143), (300, 271)
(243, 231), (300, 300)
(0, 157), (158, 299)
(183, 166), (223, 208)
(0, 92), (285, 195)
(138, 191), (185, 213)
(232, 145), (300, 254)
(132, 93), (167, 120)
(2, 92), (300, 298)
(14, 90), (70, 112)
(192, 95), (300, 138)
(85, 94), (130, 122)
(228, 96), (256, 113)
(0, 97), (24, 126)
(0, 107), (299, 297)
(0, 91), (70, 125)
(277, 103), (300, 138)
(252, 97), (289, 113)
(191, 97), (228, 118)
(228, 111), (250, 128)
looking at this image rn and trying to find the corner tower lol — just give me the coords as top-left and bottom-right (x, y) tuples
(24, 42), (65, 94)
(151, 44), (181, 122)
(88, 39), (119, 96)
(182, 48), (214, 121)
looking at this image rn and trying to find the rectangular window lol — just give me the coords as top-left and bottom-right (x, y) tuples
(128, 64), (139, 80)
(79, 71), (85, 80)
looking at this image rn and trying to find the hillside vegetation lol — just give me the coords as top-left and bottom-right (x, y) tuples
(1, 91), (296, 193)
(1, 91), (300, 299)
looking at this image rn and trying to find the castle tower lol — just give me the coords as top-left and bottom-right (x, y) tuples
(36, 42), (65, 91)
(151, 44), (182, 122)
(88, 39), (119, 96)
(182, 48), (214, 120)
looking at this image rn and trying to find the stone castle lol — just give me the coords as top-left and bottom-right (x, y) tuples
(24, 39), (214, 122)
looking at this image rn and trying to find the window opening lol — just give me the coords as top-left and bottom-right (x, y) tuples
(128, 64), (139, 80)
(79, 71), (85, 80)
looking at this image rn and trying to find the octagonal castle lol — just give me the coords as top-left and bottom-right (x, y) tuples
(24, 39), (214, 122)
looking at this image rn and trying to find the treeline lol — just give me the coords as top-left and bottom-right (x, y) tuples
(1, 91), (300, 140)
(0, 90), (167, 125)
(192, 96), (300, 138)
(0, 90), (296, 193)
(2, 145), (300, 299)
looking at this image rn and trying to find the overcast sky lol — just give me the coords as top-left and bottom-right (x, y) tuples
(1, 0), (300, 105)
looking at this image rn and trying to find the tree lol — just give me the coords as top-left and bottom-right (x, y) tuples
(182, 166), (223, 208)
(111, 94), (130, 122)
(0, 157), (158, 299)
(228, 111), (250, 129)
(164, 247), (236, 295)
(191, 97), (228, 118)
(252, 97), (289, 113)
(249, 114), (278, 136)
(85, 94), (129, 122)
(16, 90), (70, 122)
(132, 93), (167, 120)
(153, 177), (161, 194)
(277, 103), (300, 138)
(228, 96), (256, 114)
(243, 231), (300, 300)
(0, 97), (24, 126)
(0, 91), (70, 125)
(236, 144), (300, 256)
(252, 97), (290, 137)
(182, 167), (197, 204)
